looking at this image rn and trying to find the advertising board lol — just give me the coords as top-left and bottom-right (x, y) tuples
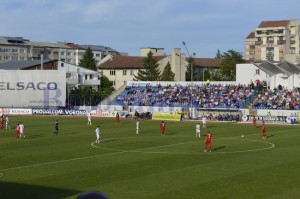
(0, 70), (66, 107)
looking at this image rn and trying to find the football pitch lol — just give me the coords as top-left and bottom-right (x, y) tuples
(0, 116), (300, 199)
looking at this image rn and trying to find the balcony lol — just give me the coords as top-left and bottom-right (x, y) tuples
(83, 79), (100, 86)
(255, 41), (262, 45)
(277, 40), (286, 45)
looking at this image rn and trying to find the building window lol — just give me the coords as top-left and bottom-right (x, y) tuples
(68, 52), (71, 56)
(110, 81), (115, 86)
(255, 69), (260, 75)
(61, 52), (65, 56)
(90, 74), (93, 79)
(130, 70), (134, 75)
(110, 70), (116, 76)
(123, 70), (127, 75)
(95, 53), (100, 57)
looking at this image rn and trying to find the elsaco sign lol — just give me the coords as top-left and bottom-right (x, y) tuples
(0, 71), (66, 107)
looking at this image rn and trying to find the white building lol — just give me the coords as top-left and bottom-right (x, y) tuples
(236, 62), (300, 90)
(58, 61), (100, 90)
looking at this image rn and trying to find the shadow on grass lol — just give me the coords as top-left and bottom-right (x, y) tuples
(102, 138), (119, 143)
(61, 132), (80, 135)
(25, 134), (44, 139)
(0, 181), (80, 199)
(213, 146), (226, 151)
(267, 134), (274, 138)
(166, 132), (177, 135)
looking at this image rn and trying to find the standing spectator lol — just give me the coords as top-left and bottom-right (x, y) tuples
(196, 122), (201, 138)
(262, 121), (267, 139)
(252, 117), (257, 127)
(267, 111), (271, 122)
(95, 125), (101, 144)
(136, 119), (140, 135)
(54, 120), (59, 135)
(160, 121), (166, 136)
(5, 115), (10, 130)
(204, 131), (212, 152)
(19, 122), (25, 138)
(202, 115), (207, 128)
(87, 112), (92, 126)
(115, 112), (120, 124)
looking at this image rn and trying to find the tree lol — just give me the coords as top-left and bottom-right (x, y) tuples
(220, 49), (245, 81)
(100, 75), (114, 96)
(215, 49), (222, 59)
(206, 68), (223, 81)
(160, 62), (175, 81)
(134, 51), (161, 81)
(67, 76), (114, 108)
(185, 56), (197, 81)
(79, 47), (97, 71)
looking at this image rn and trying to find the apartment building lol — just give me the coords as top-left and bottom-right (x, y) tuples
(245, 19), (300, 62)
(0, 36), (118, 65)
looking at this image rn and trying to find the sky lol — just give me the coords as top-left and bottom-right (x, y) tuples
(1, 0), (300, 58)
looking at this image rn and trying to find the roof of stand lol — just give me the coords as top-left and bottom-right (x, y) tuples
(254, 61), (283, 76)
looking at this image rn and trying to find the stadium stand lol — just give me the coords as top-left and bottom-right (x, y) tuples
(252, 86), (300, 110)
(110, 83), (258, 109)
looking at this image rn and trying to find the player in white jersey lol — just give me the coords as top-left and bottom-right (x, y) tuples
(19, 122), (25, 138)
(136, 119), (140, 135)
(196, 122), (201, 138)
(95, 125), (101, 144)
(202, 115), (207, 128)
(5, 115), (10, 129)
(87, 113), (92, 125)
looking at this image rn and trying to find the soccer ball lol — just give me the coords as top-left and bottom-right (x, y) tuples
(241, 135), (244, 138)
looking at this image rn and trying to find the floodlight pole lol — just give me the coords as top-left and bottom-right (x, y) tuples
(182, 41), (196, 84)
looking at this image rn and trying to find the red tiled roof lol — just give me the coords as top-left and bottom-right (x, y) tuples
(258, 20), (290, 28)
(65, 43), (80, 49)
(98, 55), (165, 69)
(246, 32), (255, 39)
(193, 58), (222, 68)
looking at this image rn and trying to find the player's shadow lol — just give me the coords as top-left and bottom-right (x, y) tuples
(213, 146), (226, 151)
(62, 132), (79, 135)
(267, 134), (274, 138)
(102, 138), (119, 143)
(166, 132), (177, 135)
(140, 130), (151, 134)
(26, 134), (44, 139)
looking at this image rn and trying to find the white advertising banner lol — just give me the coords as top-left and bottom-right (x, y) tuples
(0, 70), (66, 107)
(0, 108), (32, 115)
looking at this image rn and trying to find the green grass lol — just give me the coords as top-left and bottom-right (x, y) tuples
(0, 116), (300, 199)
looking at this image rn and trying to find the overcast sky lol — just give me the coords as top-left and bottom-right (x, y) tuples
(1, 0), (299, 58)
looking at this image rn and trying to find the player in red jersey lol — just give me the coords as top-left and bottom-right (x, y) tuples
(262, 120), (267, 139)
(16, 123), (20, 139)
(115, 112), (120, 124)
(252, 117), (257, 127)
(204, 131), (212, 152)
(160, 121), (166, 136)
(0, 115), (4, 129)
